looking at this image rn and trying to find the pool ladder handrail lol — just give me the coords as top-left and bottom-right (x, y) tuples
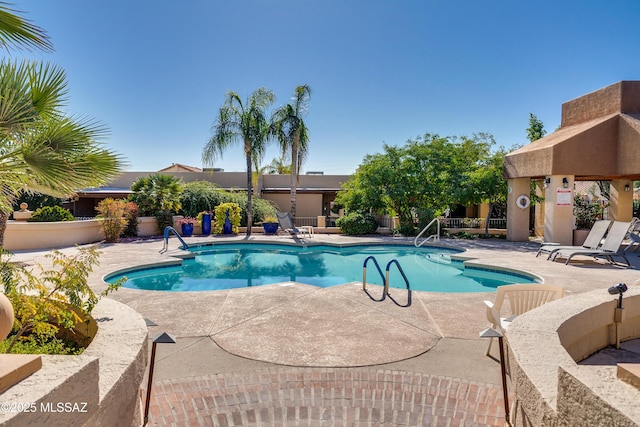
(160, 226), (189, 253)
(362, 255), (412, 307)
(414, 217), (440, 247)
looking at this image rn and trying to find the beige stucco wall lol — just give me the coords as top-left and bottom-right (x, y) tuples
(4, 219), (105, 251)
(263, 193), (323, 218)
(507, 287), (640, 426)
(0, 298), (148, 426)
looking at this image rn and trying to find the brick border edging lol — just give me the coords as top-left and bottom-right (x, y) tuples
(149, 368), (509, 426)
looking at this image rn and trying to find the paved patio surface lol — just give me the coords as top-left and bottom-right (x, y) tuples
(11, 233), (640, 426)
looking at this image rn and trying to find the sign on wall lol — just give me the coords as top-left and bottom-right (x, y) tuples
(556, 189), (572, 206)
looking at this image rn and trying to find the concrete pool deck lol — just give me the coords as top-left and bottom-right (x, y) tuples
(10, 233), (640, 426)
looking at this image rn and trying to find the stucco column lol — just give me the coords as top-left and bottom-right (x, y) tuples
(609, 180), (633, 221)
(544, 175), (574, 245)
(507, 178), (530, 241)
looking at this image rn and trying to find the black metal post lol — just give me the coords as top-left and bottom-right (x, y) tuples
(498, 336), (510, 423)
(143, 341), (157, 426)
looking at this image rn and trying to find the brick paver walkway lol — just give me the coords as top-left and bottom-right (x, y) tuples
(148, 368), (509, 426)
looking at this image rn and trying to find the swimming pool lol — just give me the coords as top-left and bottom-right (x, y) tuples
(105, 243), (539, 293)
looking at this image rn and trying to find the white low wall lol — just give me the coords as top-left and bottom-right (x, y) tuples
(4, 219), (105, 251)
(0, 298), (148, 426)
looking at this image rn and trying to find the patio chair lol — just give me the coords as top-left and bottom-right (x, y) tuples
(484, 284), (564, 356)
(536, 220), (610, 260)
(551, 221), (632, 266)
(276, 212), (313, 238)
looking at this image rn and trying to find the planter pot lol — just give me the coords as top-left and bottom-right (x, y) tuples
(262, 222), (279, 234)
(201, 213), (212, 236)
(181, 223), (194, 237)
(573, 228), (590, 246)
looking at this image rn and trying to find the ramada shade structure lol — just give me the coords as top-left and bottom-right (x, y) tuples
(505, 81), (640, 181)
(503, 81), (640, 244)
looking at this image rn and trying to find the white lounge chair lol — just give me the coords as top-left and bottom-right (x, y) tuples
(276, 212), (313, 239)
(551, 221), (632, 266)
(536, 220), (610, 260)
(484, 283), (564, 356)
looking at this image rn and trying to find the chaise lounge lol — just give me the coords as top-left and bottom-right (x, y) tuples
(276, 212), (313, 239)
(536, 220), (610, 260)
(551, 221), (632, 266)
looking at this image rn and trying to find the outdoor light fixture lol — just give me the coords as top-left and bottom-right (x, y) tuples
(562, 177), (569, 188)
(544, 177), (550, 188)
(608, 283), (628, 349)
(144, 332), (176, 426)
(625, 184), (630, 192)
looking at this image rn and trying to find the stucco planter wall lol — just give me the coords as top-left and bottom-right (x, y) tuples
(4, 219), (105, 251)
(507, 288), (640, 426)
(136, 216), (159, 237)
(0, 298), (148, 426)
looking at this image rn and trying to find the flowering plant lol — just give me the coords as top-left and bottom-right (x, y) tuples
(177, 216), (197, 225)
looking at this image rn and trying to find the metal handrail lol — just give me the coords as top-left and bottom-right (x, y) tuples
(362, 255), (386, 302)
(414, 217), (440, 247)
(362, 256), (412, 307)
(160, 226), (189, 253)
(385, 259), (412, 307)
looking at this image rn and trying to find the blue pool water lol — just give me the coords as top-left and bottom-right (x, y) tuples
(106, 243), (538, 293)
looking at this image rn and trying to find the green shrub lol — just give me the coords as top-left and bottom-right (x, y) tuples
(214, 202), (241, 234)
(122, 202), (139, 237)
(129, 173), (183, 216)
(28, 205), (74, 222)
(336, 212), (378, 235)
(180, 181), (220, 217)
(396, 223), (416, 237)
(0, 246), (124, 354)
(155, 210), (174, 234)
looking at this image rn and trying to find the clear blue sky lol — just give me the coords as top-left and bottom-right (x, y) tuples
(14, 0), (640, 175)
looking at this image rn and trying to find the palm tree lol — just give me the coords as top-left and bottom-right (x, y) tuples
(266, 155), (291, 174)
(271, 85), (311, 219)
(0, 6), (122, 246)
(0, 61), (124, 245)
(0, 3), (53, 52)
(203, 88), (275, 237)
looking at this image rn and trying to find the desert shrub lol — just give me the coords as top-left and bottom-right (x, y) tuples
(336, 212), (378, 235)
(0, 246), (123, 354)
(96, 198), (134, 242)
(28, 205), (74, 222)
(155, 210), (174, 233)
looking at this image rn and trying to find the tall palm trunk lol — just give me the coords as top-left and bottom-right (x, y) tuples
(0, 211), (9, 247)
(245, 150), (253, 237)
(290, 133), (300, 219)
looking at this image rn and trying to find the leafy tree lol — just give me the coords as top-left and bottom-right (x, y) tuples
(337, 133), (503, 234)
(526, 113), (546, 142)
(271, 85), (311, 219)
(204, 88), (275, 237)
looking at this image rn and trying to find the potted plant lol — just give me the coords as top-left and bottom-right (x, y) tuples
(573, 194), (602, 245)
(262, 215), (279, 234)
(177, 216), (197, 237)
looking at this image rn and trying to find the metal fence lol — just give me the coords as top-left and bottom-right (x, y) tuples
(441, 218), (507, 229)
